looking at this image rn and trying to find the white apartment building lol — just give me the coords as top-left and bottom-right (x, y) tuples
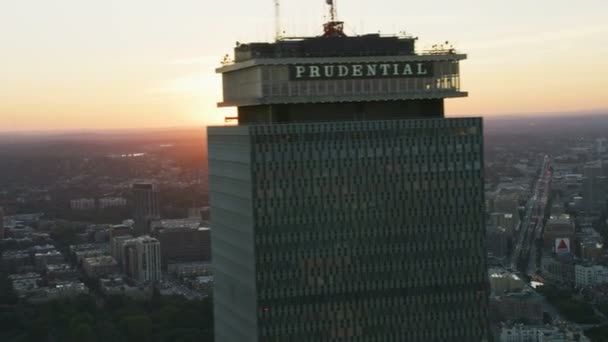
(123, 236), (161, 283)
(575, 264), (608, 288)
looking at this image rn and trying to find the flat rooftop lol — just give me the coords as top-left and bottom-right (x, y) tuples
(234, 34), (417, 62)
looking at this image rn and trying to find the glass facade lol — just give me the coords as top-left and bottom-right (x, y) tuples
(209, 117), (488, 342)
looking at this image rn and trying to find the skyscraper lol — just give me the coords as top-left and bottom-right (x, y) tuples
(0, 206), (4, 240)
(208, 16), (487, 342)
(122, 236), (162, 282)
(133, 183), (160, 235)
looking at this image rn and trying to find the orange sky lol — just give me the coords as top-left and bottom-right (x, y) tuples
(1, 0), (607, 131)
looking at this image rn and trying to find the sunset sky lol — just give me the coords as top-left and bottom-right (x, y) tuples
(1, 0), (607, 131)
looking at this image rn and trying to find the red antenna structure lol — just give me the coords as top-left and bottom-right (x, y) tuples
(323, 0), (346, 37)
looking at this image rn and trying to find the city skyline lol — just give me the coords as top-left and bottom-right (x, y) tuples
(3, 2), (608, 341)
(1, 0), (608, 131)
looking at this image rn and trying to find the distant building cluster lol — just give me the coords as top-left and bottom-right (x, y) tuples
(0, 137), (213, 306)
(538, 146), (608, 294)
(70, 197), (127, 210)
(489, 269), (543, 326)
(70, 198), (96, 210)
(486, 184), (528, 264)
(483, 130), (608, 341)
(0, 213), (90, 303)
(99, 197), (128, 209)
(9, 272), (88, 303)
(498, 323), (589, 342)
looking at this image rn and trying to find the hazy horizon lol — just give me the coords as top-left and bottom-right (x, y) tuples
(1, 108), (607, 135)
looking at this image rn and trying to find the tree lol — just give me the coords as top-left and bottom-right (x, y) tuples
(119, 315), (152, 342)
(70, 323), (94, 342)
(174, 334), (200, 342)
(585, 325), (608, 342)
(0, 273), (18, 305)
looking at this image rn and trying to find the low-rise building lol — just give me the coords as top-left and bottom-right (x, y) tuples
(490, 269), (525, 295)
(542, 256), (576, 287)
(45, 263), (80, 282)
(100, 276), (151, 300)
(491, 290), (543, 325)
(28, 281), (89, 303)
(577, 226), (604, 262)
(28, 244), (56, 255)
(193, 275), (214, 292)
(7, 225), (34, 239)
(74, 249), (104, 265)
(70, 244), (108, 264)
(82, 256), (119, 278)
(168, 261), (212, 277)
(98, 197), (127, 209)
(46, 281), (88, 298)
(70, 198), (96, 210)
(1, 250), (31, 271)
(492, 189), (524, 218)
(34, 250), (64, 270)
(580, 241), (604, 262)
(9, 272), (42, 298)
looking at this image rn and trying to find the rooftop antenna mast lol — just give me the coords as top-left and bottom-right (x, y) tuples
(329, 0), (337, 21)
(323, 0), (346, 37)
(274, 0), (281, 41)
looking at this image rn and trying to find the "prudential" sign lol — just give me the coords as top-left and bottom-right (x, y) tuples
(289, 62), (434, 81)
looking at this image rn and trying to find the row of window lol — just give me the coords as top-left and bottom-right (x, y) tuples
(256, 186), (483, 201)
(255, 266), (487, 290)
(260, 306), (485, 324)
(255, 187), (482, 202)
(255, 204), (484, 227)
(250, 119), (481, 138)
(260, 328), (486, 342)
(254, 229), (485, 246)
(258, 307), (487, 340)
(254, 130), (480, 142)
(261, 76), (461, 98)
(255, 173), (483, 191)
